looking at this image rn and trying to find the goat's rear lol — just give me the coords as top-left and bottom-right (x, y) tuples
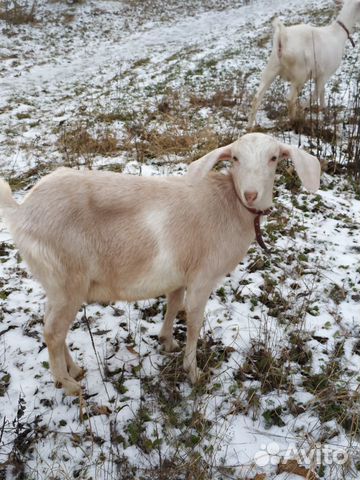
(0, 178), (18, 215)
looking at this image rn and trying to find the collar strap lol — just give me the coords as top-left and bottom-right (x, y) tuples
(337, 20), (355, 47)
(241, 202), (272, 253)
(241, 204), (272, 217)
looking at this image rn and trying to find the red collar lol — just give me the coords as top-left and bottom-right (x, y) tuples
(337, 20), (355, 47)
(240, 201), (272, 253)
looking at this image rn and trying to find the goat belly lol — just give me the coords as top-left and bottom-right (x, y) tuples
(120, 251), (185, 301)
(86, 254), (184, 303)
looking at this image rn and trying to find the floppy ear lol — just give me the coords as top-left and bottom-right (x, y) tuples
(187, 145), (233, 181)
(280, 144), (321, 193)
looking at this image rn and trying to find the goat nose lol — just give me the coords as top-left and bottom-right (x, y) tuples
(244, 191), (258, 204)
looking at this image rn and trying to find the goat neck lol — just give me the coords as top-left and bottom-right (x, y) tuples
(238, 199), (272, 253)
(223, 172), (272, 253)
(336, 2), (359, 36)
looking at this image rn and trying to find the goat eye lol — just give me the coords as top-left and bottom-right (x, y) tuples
(270, 156), (277, 162)
(233, 156), (239, 162)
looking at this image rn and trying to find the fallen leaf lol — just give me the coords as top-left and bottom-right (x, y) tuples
(277, 459), (318, 480)
(126, 345), (139, 356)
(90, 405), (112, 417)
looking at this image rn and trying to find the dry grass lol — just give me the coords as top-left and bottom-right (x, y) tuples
(58, 123), (119, 167)
(119, 88), (238, 164)
(0, 0), (36, 24)
(56, 87), (239, 168)
(123, 121), (230, 164)
(189, 89), (237, 109)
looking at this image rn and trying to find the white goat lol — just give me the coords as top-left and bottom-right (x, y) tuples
(248, 0), (360, 128)
(0, 133), (320, 395)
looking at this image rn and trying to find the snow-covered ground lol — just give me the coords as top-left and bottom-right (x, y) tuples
(0, 1), (360, 479)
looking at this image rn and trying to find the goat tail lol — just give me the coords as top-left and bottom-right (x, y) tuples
(0, 178), (19, 216)
(272, 17), (286, 59)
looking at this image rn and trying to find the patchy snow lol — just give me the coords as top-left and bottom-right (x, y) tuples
(1, 0), (360, 479)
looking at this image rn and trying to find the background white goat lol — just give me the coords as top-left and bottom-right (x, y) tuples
(248, 0), (360, 128)
(0, 133), (320, 396)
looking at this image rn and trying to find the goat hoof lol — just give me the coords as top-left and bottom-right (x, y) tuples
(62, 378), (82, 396)
(69, 364), (85, 380)
(188, 367), (202, 384)
(159, 336), (180, 353)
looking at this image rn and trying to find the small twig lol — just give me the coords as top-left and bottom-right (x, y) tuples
(0, 416), (6, 446)
(0, 325), (17, 337)
(82, 306), (111, 401)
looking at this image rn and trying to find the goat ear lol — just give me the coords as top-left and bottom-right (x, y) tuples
(187, 145), (233, 180)
(280, 144), (321, 193)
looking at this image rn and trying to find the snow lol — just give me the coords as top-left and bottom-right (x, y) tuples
(1, 0), (360, 479)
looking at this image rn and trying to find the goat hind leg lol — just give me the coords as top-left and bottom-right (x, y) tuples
(46, 303), (84, 380)
(316, 77), (326, 110)
(44, 300), (82, 395)
(64, 344), (84, 380)
(288, 82), (304, 120)
(247, 57), (280, 129)
(306, 78), (325, 111)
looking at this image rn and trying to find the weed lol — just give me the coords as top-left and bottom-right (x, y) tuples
(237, 342), (292, 394)
(284, 331), (313, 368)
(262, 406), (285, 429)
(0, 371), (10, 396)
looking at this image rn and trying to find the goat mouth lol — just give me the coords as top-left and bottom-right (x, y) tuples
(240, 196), (271, 213)
(243, 197), (259, 209)
(238, 190), (271, 212)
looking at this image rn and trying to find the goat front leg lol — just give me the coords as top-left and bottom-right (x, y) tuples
(247, 55), (280, 129)
(159, 287), (185, 352)
(183, 284), (212, 384)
